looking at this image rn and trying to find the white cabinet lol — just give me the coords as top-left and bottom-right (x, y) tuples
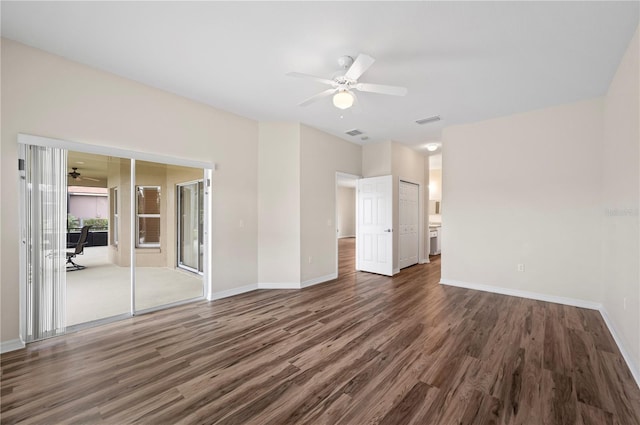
(429, 226), (441, 255)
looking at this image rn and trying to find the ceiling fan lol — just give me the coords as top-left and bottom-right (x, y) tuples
(68, 167), (100, 182)
(287, 54), (407, 110)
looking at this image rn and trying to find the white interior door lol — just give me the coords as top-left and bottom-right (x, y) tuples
(398, 181), (419, 269)
(356, 175), (393, 276)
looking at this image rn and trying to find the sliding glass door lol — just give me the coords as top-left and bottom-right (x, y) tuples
(20, 136), (210, 342)
(177, 180), (204, 273)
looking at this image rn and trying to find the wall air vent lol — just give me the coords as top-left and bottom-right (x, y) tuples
(345, 129), (363, 136)
(416, 115), (441, 125)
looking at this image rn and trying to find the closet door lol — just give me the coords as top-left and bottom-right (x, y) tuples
(398, 180), (419, 269)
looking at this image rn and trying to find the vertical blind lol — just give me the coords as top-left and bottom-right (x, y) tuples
(23, 144), (67, 341)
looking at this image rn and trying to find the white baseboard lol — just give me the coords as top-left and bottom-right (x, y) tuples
(301, 273), (337, 288)
(257, 283), (300, 290)
(257, 274), (338, 290)
(420, 258), (429, 264)
(1, 338), (25, 354)
(210, 283), (258, 300)
(599, 307), (640, 388)
(393, 268), (400, 275)
(439, 279), (602, 310)
(211, 275), (340, 299)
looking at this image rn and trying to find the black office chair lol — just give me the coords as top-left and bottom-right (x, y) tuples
(66, 225), (91, 271)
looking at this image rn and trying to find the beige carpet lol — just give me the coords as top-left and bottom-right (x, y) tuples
(66, 246), (203, 326)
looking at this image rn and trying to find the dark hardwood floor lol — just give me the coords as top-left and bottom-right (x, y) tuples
(2, 238), (639, 424)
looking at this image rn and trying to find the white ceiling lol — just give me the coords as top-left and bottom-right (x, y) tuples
(2, 2), (638, 151)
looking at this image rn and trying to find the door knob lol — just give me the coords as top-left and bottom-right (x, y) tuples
(384, 229), (392, 232)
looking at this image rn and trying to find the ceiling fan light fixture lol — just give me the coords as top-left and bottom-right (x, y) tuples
(333, 90), (354, 110)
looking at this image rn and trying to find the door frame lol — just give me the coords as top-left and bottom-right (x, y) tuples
(18, 134), (215, 344)
(334, 172), (361, 278)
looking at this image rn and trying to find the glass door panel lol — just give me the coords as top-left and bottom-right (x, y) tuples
(178, 181), (204, 273)
(134, 161), (203, 312)
(65, 152), (132, 326)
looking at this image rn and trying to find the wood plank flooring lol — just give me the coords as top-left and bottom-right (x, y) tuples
(2, 238), (639, 424)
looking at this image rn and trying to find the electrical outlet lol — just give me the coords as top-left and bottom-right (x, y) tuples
(238, 219), (244, 228)
(308, 256), (312, 264)
(327, 219), (332, 227)
(624, 297), (627, 310)
(517, 264), (525, 272)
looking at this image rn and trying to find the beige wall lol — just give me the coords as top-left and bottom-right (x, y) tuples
(602, 27), (639, 373)
(442, 98), (604, 302)
(258, 122), (301, 284)
(362, 141), (392, 177)
(1, 39), (259, 342)
(337, 186), (356, 238)
(429, 168), (442, 201)
(300, 125), (362, 282)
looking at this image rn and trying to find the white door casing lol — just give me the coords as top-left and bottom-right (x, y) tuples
(356, 175), (393, 276)
(398, 180), (419, 269)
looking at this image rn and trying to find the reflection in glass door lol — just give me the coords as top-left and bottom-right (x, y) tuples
(177, 181), (204, 273)
(134, 161), (203, 312)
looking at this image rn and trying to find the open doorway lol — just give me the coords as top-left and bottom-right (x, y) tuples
(335, 172), (359, 278)
(428, 151), (442, 260)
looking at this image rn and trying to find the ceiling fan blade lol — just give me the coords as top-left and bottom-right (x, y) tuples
(355, 83), (407, 96)
(286, 72), (336, 86)
(345, 54), (375, 81)
(299, 88), (337, 106)
(83, 177), (101, 182)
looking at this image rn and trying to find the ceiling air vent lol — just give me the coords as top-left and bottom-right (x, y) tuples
(345, 129), (363, 136)
(361, 136), (369, 141)
(416, 115), (441, 125)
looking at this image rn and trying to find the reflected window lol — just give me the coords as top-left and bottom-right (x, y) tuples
(136, 186), (161, 247)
